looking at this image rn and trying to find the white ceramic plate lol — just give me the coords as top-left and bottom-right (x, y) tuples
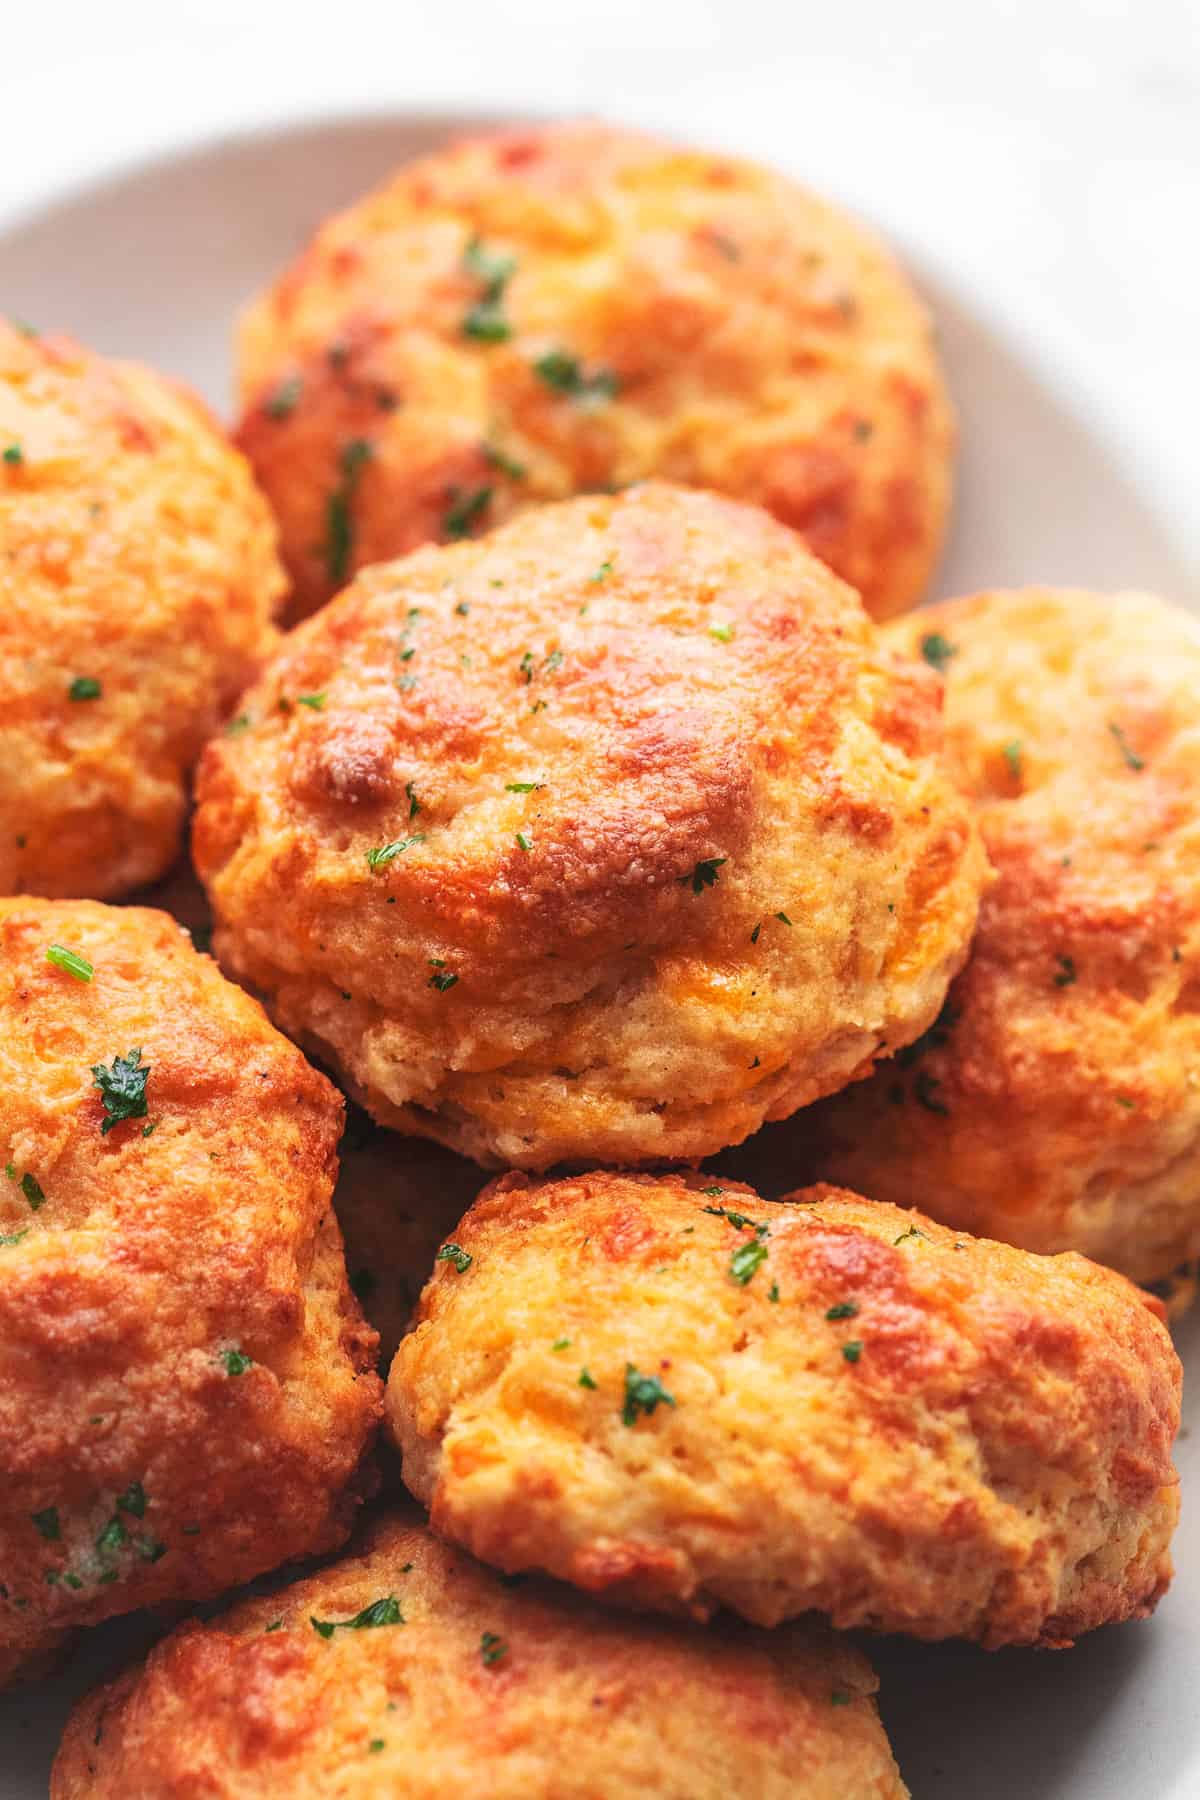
(1, 112), (1198, 1799)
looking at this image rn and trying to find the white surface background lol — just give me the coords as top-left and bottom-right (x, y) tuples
(0, 5), (1198, 1796)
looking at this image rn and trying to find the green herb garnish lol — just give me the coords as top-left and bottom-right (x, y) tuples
(1109, 721), (1145, 771)
(920, 633), (958, 672)
(311, 1595), (403, 1638)
(68, 676), (102, 701)
(462, 237), (517, 342)
(621, 1364), (676, 1427)
(365, 834), (425, 871)
(480, 1631), (508, 1666)
(264, 376), (302, 420)
(91, 1048), (150, 1134)
(729, 1238), (769, 1285)
(325, 439), (373, 587)
(533, 349), (618, 403)
(681, 857), (726, 895)
(46, 944), (93, 982)
(443, 485), (493, 539)
(220, 1348), (253, 1376)
(436, 1243), (472, 1273)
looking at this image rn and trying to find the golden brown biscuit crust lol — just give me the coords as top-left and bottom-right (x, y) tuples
(0, 899), (382, 1686)
(52, 1510), (908, 1799)
(387, 1172), (1179, 1647)
(796, 587), (1200, 1285)
(194, 483), (985, 1168)
(235, 121), (953, 620)
(0, 320), (284, 900)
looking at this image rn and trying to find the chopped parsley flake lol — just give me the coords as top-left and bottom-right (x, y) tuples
(729, 1238), (769, 1285)
(31, 1507), (60, 1541)
(515, 831), (532, 852)
(920, 633), (958, 672)
(365, 834), (425, 871)
(2, 443), (23, 466)
(480, 1631), (508, 1666)
(552, 1336), (571, 1351)
(220, 1348), (253, 1376)
(681, 856), (726, 895)
(429, 967), (459, 992)
(68, 676), (102, 702)
(369, 1739), (386, 1754)
(462, 237), (517, 342)
(18, 1172), (44, 1210)
(589, 559), (613, 583)
(1109, 721), (1145, 771)
(96, 1517), (128, 1556)
(0, 1230), (28, 1248)
(578, 1368), (598, 1389)
(311, 1595), (403, 1638)
(505, 780), (542, 793)
(91, 1048), (150, 1134)
(325, 439), (374, 587)
(621, 1364), (676, 1427)
(830, 1690), (852, 1706)
(46, 943), (93, 982)
(768, 1281), (781, 1302)
(825, 1301), (859, 1320)
(708, 622), (734, 642)
(893, 1225), (927, 1246)
(1054, 954), (1077, 988)
(1002, 740), (1023, 779)
(225, 713), (251, 737)
(116, 1483), (146, 1518)
(533, 349), (619, 403)
(444, 484), (493, 539)
(436, 1242), (472, 1273)
(702, 1204), (768, 1238)
(297, 692), (326, 711)
(264, 375), (302, 420)
(841, 1341), (863, 1364)
(484, 443), (527, 479)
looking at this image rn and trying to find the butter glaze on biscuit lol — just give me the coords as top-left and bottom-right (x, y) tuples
(0, 898), (381, 1686)
(0, 320), (284, 899)
(387, 1171), (1179, 1647)
(795, 587), (1200, 1285)
(194, 483), (985, 1168)
(235, 121), (953, 620)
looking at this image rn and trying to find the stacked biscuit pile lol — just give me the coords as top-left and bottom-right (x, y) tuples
(0, 125), (1191, 1799)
